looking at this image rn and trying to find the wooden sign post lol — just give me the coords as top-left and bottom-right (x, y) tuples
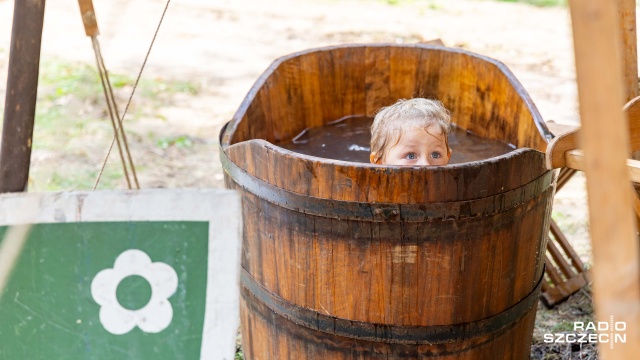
(0, 0), (46, 192)
(0, 189), (242, 360)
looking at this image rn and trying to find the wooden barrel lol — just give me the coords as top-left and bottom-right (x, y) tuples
(220, 44), (555, 359)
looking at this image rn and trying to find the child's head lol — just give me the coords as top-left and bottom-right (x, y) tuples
(370, 98), (452, 166)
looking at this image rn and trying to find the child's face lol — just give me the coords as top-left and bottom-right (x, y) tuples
(379, 125), (451, 166)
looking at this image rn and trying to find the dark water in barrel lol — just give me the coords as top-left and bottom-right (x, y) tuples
(277, 116), (515, 164)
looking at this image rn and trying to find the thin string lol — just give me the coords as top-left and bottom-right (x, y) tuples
(93, 0), (172, 190)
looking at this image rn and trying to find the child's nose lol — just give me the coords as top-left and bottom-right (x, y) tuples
(417, 157), (430, 166)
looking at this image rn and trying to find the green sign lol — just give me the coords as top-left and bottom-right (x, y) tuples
(0, 190), (241, 360)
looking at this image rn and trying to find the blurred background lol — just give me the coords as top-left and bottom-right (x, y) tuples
(0, 0), (599, 358)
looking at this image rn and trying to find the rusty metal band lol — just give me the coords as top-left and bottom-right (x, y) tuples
(241, 267), (544, 345)
(220, 147), (554, 222)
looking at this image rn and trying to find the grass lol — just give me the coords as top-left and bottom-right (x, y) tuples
(12, 58), (201, 191)
(30, 167), (125, 191)
(156, 135), (194, 150)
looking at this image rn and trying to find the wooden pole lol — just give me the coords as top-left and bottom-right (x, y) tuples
(619, 0), (639, 102)
(0, 0), (47, 193)
(569, 1), (640, 358)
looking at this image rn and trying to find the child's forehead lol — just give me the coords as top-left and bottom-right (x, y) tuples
(389, 121), (445, 135)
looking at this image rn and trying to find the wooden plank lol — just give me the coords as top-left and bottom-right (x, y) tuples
(569, 1), (640, 358)
(557, 168), (578, 191)
(541, 279), (551, 293)
(546, 96), (640, 168)
(389, 46), (420, 101)
(546, 97), (640, 170)
(618, 0), (638, 102)
(364, 46), (391, 116)
(550, 220), (586, 273)
(545, 129), (579, 169)
(546, 236), (576, 279)
(544, 258), (564, 285)
(633, 191), (640, 219)
(622, 95), (640, 152)
(541, 271), (591, 308)
(77, 0), (99, 37)
(564, 149), (640, 183)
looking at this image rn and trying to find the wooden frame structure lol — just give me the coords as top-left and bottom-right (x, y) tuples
(539, 168), (593, 308)
(542, 0), (640, 357)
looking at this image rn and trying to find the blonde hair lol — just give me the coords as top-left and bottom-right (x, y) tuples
(370, 98), (452, 164)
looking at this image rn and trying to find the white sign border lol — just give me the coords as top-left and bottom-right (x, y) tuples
(0, 188), (242, 360)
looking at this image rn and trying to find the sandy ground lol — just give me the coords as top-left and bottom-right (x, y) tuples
(1, 0), (601, 357)
(0, 0), (591, 259)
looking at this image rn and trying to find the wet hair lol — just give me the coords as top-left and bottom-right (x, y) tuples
(370, 98), (452, 164)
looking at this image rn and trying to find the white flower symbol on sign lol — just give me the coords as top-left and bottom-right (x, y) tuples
(91, 249), (178, 335)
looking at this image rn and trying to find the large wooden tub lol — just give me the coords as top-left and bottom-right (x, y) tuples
(220, 44), (555, 359)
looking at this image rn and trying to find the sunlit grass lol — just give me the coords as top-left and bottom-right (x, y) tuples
(19, 59), (201, 190)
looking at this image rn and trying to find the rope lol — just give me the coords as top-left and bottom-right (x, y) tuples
(91, 36), (133, 190)
(93, 0), (172, 190)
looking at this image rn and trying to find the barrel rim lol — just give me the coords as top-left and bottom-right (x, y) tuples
(221, 143), (555, 218)
(236, 137), (534, 171)
(219, 121), (550, 203)
(221, 43), (553, 148)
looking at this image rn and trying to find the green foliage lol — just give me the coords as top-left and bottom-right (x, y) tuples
(550, 321), (575, 333)
(38, 60), (200, 106)
(27, 58), (201, 190)
(156, 135), (194, 149)
(495, 0), (566, 7)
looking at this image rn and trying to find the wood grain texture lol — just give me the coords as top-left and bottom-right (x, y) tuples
(545, 129), (580, 169)
(0, 0), (46, 193)
(222, 44), (552, 152)
(225, 139), (548, 204)
(546, 97), (640, 170)
(221, 44), (556, 358)
(564, 149), (640, 183)
(240, 283), (538, 359)
(618, 0), (638, 102)
(77, 0), (99, 37)
(622, 95), (640, 152)
(569, 1), (640, 358)
(540, 272), (591, 308)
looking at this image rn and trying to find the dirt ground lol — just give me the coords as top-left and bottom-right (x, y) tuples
(1, 0), (598, 358)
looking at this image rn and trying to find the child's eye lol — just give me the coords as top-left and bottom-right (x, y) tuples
(405, 153), (417, 160)
(431, 152), (442, 159)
